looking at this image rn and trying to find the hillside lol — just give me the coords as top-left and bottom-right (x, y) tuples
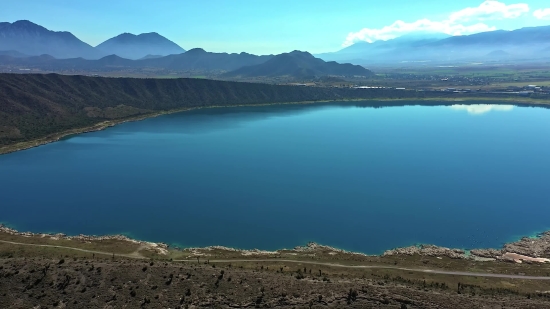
(96, 32), (185, 59)
(0, 20), (103, 59)
(0, 73), (355, 147)
(0, 73), (539, 151)
(224, 50), (373, 78)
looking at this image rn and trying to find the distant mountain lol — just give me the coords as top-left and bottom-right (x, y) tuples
(318, 25), (550, 65)
(96, 33), (185, 60)
(0, 20), (103, 59)
(430, 26), (550, 47)
(316, 32), (450, 63)
(138, 48), (273, 71)
(0, 49), (274, 72)
(139, 54), (163, 60)
(0, 49), (371, 79)
(0, 50), (28, 57)
(484, 50), (511, 59)
(224, 50), (373, 78)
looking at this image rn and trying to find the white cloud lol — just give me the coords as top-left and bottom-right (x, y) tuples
(449, 1), (529, 22)
(344, 1), (530, 46)
(450, 104), (514, 115)
(533, 8), (550, 20)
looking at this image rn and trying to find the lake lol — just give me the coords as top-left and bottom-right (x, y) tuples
(2, 101), (550, 254)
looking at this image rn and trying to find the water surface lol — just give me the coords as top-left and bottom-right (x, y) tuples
(2, 101), (550, 254)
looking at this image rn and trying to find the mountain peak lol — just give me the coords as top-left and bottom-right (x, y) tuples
(289, 50), (312, 55)
(186, 48), (206, 54)
(0, 20), (102, 59)
(12, 20), (40, 27)
(96, 31), (185, 59)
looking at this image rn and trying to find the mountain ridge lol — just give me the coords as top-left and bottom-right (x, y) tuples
(0, 20), (103, 59)
(224, 50), (373, 78)
(0, 49), (274, 73)
(96, 32), (185, 59)
(317, 25), (550, 64)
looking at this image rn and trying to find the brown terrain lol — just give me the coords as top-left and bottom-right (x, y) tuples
(1, 226), (550, 308)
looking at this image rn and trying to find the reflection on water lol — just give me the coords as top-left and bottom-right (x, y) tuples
(450, 104), (514, 115)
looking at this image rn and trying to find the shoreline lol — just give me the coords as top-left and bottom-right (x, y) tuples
(1, 96), (550, 156)
(1, 224), (549, 264)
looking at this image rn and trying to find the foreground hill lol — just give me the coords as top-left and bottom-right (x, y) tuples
(0, 20), (103, 59)
(96, 32), (185, 59)
(225, 50), (373, 78)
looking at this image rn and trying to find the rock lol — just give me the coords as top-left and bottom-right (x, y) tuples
(503, 232), (550, 258)
(383, 245), (466, 259)
(470, 249), (503, 259)
(0, 224), (168, 255)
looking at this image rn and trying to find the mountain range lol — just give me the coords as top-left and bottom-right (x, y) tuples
(0, 49), (373, 78)
(317, 26), (550, 65)
(0, 20), (371, 78)
(2, 19), (550, 72)
(0, 20), (185, 60)
(224, 50), (373, 78)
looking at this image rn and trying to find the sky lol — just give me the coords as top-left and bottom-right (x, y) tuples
(1, 0), (550, 55)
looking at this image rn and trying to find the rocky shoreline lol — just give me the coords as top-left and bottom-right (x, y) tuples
(382, 232), (550, 263)
(2, 224), (549, 263)
(0, 224), (170, 255)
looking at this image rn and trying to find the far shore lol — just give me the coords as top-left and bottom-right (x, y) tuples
(2, 96), (550, 156)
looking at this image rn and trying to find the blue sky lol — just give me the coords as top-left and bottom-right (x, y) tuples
(1, 0), (550, 54)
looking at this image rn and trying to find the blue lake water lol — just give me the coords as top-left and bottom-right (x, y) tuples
(2, 101), (550, 254)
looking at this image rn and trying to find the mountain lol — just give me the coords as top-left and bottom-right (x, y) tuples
(0, 50), (28, 57)
(0, 50), (371, 79)
(138, 48), (273, 71)
(430, 26), (550, 47)
(139, 54), (163, 60)
(224, 50), (373, 78)
(96, 33), (185, 59)
(0, 20), (103, 59)
(0, 49), (273, 72)
(316, 32), (450, 63)
(484, 50), (511, 59)
(318, 25), (550, 65)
